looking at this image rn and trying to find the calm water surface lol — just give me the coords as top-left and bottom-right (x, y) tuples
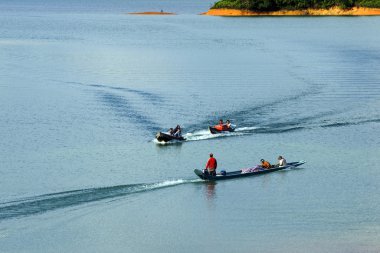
(0, 1), (380, 252)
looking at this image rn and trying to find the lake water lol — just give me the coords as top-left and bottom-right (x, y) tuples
(1, 1), (380, 252)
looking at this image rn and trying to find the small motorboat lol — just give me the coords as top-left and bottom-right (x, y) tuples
(156, 132), (186, 143)
(194, 161), (305, 181)
(209, 125), (235, 134)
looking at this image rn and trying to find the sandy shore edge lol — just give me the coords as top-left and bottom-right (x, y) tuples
(202, 7), (380, 16)
(129, 11), (175, 15)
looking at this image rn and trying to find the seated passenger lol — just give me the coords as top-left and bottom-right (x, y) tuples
(225, 120), (231, 129)
(214, 119), (224, 131)
(260, 159), (272, 169)
(168, 128), (174, 136)
(277, 155), (287, 167)
(173, 125), (182, 137)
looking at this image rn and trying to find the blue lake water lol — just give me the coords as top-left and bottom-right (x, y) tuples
(1, 1), (380, 252)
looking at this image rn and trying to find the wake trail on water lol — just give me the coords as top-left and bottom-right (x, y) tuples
(153, 126), (261, 144)
(152, 116), (380, 144)
(62, 80), (379, 142)
(167, 81), (380, 143)
(153, 116), (380, 144)
(60, 80), (164, 133)
(62, 81), (164, 105)
(0, 179), (201, 221)
(184, 126), (259, 140)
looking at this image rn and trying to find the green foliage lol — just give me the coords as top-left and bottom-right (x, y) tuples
(211, 0), (380, 10)
(355, 0), (380, 7)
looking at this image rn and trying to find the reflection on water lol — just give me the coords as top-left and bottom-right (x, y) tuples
(200, 181), (217, 212)
(154, 140), (183, 154)
(205, 181), (216, 200)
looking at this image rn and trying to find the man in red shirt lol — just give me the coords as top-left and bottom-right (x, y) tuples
(205, 153), (217, 176)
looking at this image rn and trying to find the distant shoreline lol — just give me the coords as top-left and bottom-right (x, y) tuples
(202, 7), (380, 16)
(129, 11), (175, 15)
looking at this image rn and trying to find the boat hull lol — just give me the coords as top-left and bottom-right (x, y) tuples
(156, 132), (185, 142)
(209, 126), (235, 134)
(194, 161), (305, 181)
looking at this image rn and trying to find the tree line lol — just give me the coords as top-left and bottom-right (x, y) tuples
(212, 0), (380, 11)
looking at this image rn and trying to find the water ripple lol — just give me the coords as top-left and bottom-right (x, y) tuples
(0, 179), (197, 221)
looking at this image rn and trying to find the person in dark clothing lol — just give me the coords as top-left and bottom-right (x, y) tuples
(173, 125), (182, 137)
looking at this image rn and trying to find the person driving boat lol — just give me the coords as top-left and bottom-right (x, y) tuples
(225, 120), (231, 129)
(173, 125), (182, 137)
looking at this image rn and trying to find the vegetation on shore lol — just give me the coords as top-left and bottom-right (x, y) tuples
(212, 0), (380, 11)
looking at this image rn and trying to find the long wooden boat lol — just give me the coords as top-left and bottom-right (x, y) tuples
(194, 161), (305, 181)
(156, 132), (186, 142)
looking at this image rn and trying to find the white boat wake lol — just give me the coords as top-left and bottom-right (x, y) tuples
(153, 126), (261, 144)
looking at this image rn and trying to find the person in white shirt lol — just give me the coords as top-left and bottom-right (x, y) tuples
(225, 120), (231, 129)
(277, 155), (287, 167)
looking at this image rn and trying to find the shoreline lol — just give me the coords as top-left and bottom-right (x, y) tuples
(202, 7), (380, 16)
(129, 11), (175, 15)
